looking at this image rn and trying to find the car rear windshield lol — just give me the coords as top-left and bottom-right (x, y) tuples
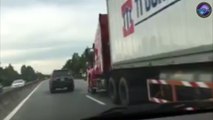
(52, 70), (71, 77)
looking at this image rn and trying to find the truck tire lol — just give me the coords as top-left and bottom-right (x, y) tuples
(108, 77), (120, 104)
(119, 77), (147, 106)
(88, 87), (96, 94)
(91, 89), (96, 94)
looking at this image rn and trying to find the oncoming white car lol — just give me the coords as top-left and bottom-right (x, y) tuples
(11, 79), (26, 88)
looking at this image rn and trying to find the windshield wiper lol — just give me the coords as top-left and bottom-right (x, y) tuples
(101, 106), (127, 115)
(82, 103), (161, 120)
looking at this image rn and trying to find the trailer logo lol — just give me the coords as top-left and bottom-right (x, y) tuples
(122, 0), (134, 37)
(121, 0), (181, 37)
(197, 2), (212, 18)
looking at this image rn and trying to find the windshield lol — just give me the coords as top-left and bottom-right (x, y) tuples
(0, 0), (212, 120)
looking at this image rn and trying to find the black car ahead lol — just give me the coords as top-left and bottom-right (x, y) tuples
(49, 70), (74, 93)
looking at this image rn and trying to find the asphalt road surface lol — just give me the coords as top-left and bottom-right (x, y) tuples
(6, 79), (117, 120)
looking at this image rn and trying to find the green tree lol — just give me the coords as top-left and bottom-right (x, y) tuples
(20, 65), (37, 82)
(21, 65), (27, 80)
(0, 64), (45, 86)
(84, 47), (94, 67)
(26, 66), (36, 81)
(1, 64), (20, 86)
(63, 53), (80, 76)
(35, 72), (44, 80)
(72, 53), (80, 75)
(62, 46), (94, 78)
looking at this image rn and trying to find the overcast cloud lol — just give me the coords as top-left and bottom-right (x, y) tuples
(0, 0), (106, 74)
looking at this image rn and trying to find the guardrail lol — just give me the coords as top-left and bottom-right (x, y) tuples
(1, 81), (39, 95)
(1, 87), (11, 94)
(0, 80), (42, 120)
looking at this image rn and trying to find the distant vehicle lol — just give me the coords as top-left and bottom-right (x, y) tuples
(49, 70), (74, 93)
(0, 83), (3, 93)
(82, 73), (86, 78)
(11, 79), (26, 88)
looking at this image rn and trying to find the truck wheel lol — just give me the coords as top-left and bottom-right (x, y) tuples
(119, 77), (146, 106)
(119, 78), (130, 105)
(108, 77), (120, 104)
(88, 87), (96, 94)
(91, 89), (96, 94)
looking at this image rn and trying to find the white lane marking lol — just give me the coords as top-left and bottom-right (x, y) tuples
(3, 82), (43, 120)
(86, 95), (106, 106)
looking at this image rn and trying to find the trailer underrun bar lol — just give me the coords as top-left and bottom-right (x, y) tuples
(147, 79), (213, 104)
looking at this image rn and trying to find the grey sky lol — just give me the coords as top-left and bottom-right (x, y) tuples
(0, 0), (106, 74)
(1, 0), (99, 7)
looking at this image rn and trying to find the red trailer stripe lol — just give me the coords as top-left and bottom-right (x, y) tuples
(190, 82), (199, 88)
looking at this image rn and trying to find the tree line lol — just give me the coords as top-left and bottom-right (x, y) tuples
(62, 47), (94, 78)
(0, 64), (47, 86)
(0, 46), (94, 86)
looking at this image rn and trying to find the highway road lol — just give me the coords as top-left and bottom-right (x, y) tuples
(6, 79), (117, 120)
(2, 79), (213, 120)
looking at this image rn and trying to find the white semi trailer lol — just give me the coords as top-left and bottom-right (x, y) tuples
(87, 0), (213, 106)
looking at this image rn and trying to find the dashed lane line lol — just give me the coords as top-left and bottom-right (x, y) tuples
(86, 95), (106, 106)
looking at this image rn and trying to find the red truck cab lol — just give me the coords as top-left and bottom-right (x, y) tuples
(87, 14), (111, 93)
